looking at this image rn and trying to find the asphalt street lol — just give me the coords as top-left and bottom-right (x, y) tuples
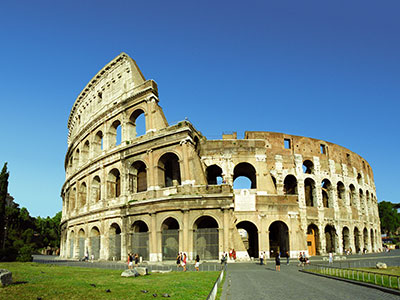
(221, 253), (400, 300)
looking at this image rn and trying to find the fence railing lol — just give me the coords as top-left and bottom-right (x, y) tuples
(304, 263), (400, 290)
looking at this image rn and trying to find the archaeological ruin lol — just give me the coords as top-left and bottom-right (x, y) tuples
(60, 53), (381, 262)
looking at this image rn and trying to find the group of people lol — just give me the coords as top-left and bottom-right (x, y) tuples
(176, 252), (200, 271)
(298, 252), (309, 266)
(127, 252), (139, 269)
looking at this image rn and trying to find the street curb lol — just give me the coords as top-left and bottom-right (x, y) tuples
(299, 269), (400, 296)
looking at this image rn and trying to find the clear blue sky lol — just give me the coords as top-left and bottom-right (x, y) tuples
(0, 0), (399, 217)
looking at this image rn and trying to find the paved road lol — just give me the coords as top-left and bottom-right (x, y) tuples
(221, 253), (400, 300)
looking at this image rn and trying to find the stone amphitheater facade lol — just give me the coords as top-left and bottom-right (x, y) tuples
(60, 53), (381, 262)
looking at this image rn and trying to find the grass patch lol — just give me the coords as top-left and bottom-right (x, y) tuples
(0, 262), (219, 299)
(306, 266), (400, 290)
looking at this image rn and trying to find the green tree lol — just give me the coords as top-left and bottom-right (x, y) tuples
(378, 201), (400, 234)
(0, 163), (9, 249)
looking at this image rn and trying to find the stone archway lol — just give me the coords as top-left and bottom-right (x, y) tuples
(193, 216), (219, 260)
(161, 217), (180, 260)
(269, 221), (289, 257)
(131, 221), (149, 261)
(325, 225), (337, 253)
(307, 224), (320, 256)
(236, 221), (259, 258)
(109, 223), (121, 260)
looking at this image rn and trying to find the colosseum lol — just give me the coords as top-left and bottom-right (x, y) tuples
(60, 53), (381, 262)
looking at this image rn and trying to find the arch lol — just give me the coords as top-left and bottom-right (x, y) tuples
(370, 228), (375, 251)
(158, 153), (181, 188)
(363, 227), (369, 252)
(354, 227), (361, 253)
(90, 226), (101, 260)
(79, 182), (87, 208)
(302, 160), (314, 174)
(324, 225), (337, 253)
(74, 148), (80, 168)
(270, 175), (277, 191)
(349, 184), (356, 206)
(321, 179), (333, 208)
(82, 140), (90, 163)
(304, 178), (316, 207)
(284, 175), (297, 195)
(236, 221), (259, 258)
(359, 189), (365, 214)
(193, 216), (219, 260)
(94, 131), (103, 156)
(91, 176), (101, 203)
(78, 229), (86, 259)
(69, 230), (75, 258)
(307, 224), (320, 256)
(336, 181), (346, 204)
(128, 109), (146, 138)
(130, 220), (149, 260)
(269, 221), (289, 256)
(69, 187), (76, 212)
(342, 227), (350, 253)
(206, 164), (223, 185)
(107, 168), (121, 198)
(233, 162), (257, 189)
(357, 173), (363, 185)
(130, 161), (147, 192)
(109, 120), (122, 147)
(109, 223), (121, 260)
(161, 217), (180, 260)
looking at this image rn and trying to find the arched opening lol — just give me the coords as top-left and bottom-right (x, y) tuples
(69, 231), (74, 258)
(236, 221), (259, 258)
(349, 184), (356, 206)
(94, 131), (103, 156)
(363, 228), (369, 252)
(109, 120), (122, 147)
(321, 179), (332, 208)
(78, 229), (85, 259)
(70, 187), (76, 212)
(161, 217), (180, 260)
(109, 223), (121, 261)
(206, 165), (223, 185)
(130, 161), (147, 193)
(337, 181), (346, 204)
(284, 175), (298, 195)
(370, 228), (374, 251)
(302, 160), (314, 174)
(324, 225), (337, 253)
(128, 109), (146, 139)
(269, 221), (289, 257)
(233, 162), (256, 189)
(307, 224), (320, 256)
(74, 149), (80, 168)
(359, 189), (365, 214)
(354, 227), (361, 253)
(158, 153), (181, 188)
(366, 191), (371, 214)
(130, 221), (149, 261)
(271, 175), (277, 192)
(107, 168), (121, 198)
(357, 173), (362, 185)
(79, 182), (87, 208)
(90, 227), (101, 260)
(91, 176), (101, 203)
(193, 216), (219, 260)
(82, 140), (90, 163)
(342, 227), (350, 253)
(304, 178), (316, 207)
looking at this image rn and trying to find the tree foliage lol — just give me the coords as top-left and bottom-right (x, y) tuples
(378, 201), (400, 234)
(0, 162), (9, 248)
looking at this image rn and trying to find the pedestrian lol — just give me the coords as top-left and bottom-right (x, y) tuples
(134, 253), (139, 266)
(91, 254), (94, 263)
(275, 253), (281, 271)
(195, 254), (200, 271)
(232, 249), (236, 260)
(181, 253), (187, 271)
(127, 253), (133, 269)
(328, 252), (333, 264)
(260, 251), (264, 265)
(298, 252), (303, 267)
(176, 252), (182, 270)
(286, 251), (289, 265)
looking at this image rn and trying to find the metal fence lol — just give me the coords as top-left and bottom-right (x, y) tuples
(194, 228), (219, 260)
(304, 263), (400, 290)
(162, 229), (179, 260)
(90, 236), (100, 259)
(130, 232), (149, 261)
(109, 234), (121, 261)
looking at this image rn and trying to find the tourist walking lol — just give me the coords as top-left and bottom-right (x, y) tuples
(275, 253), (281, 271)
(134, 253), (139, 266)
(181, 253), (187, 271)
(176, 252), (182, 270)
(328, 252), (333, 264)
(195, 254), (200, 271)
(127, 253), (133, 269)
